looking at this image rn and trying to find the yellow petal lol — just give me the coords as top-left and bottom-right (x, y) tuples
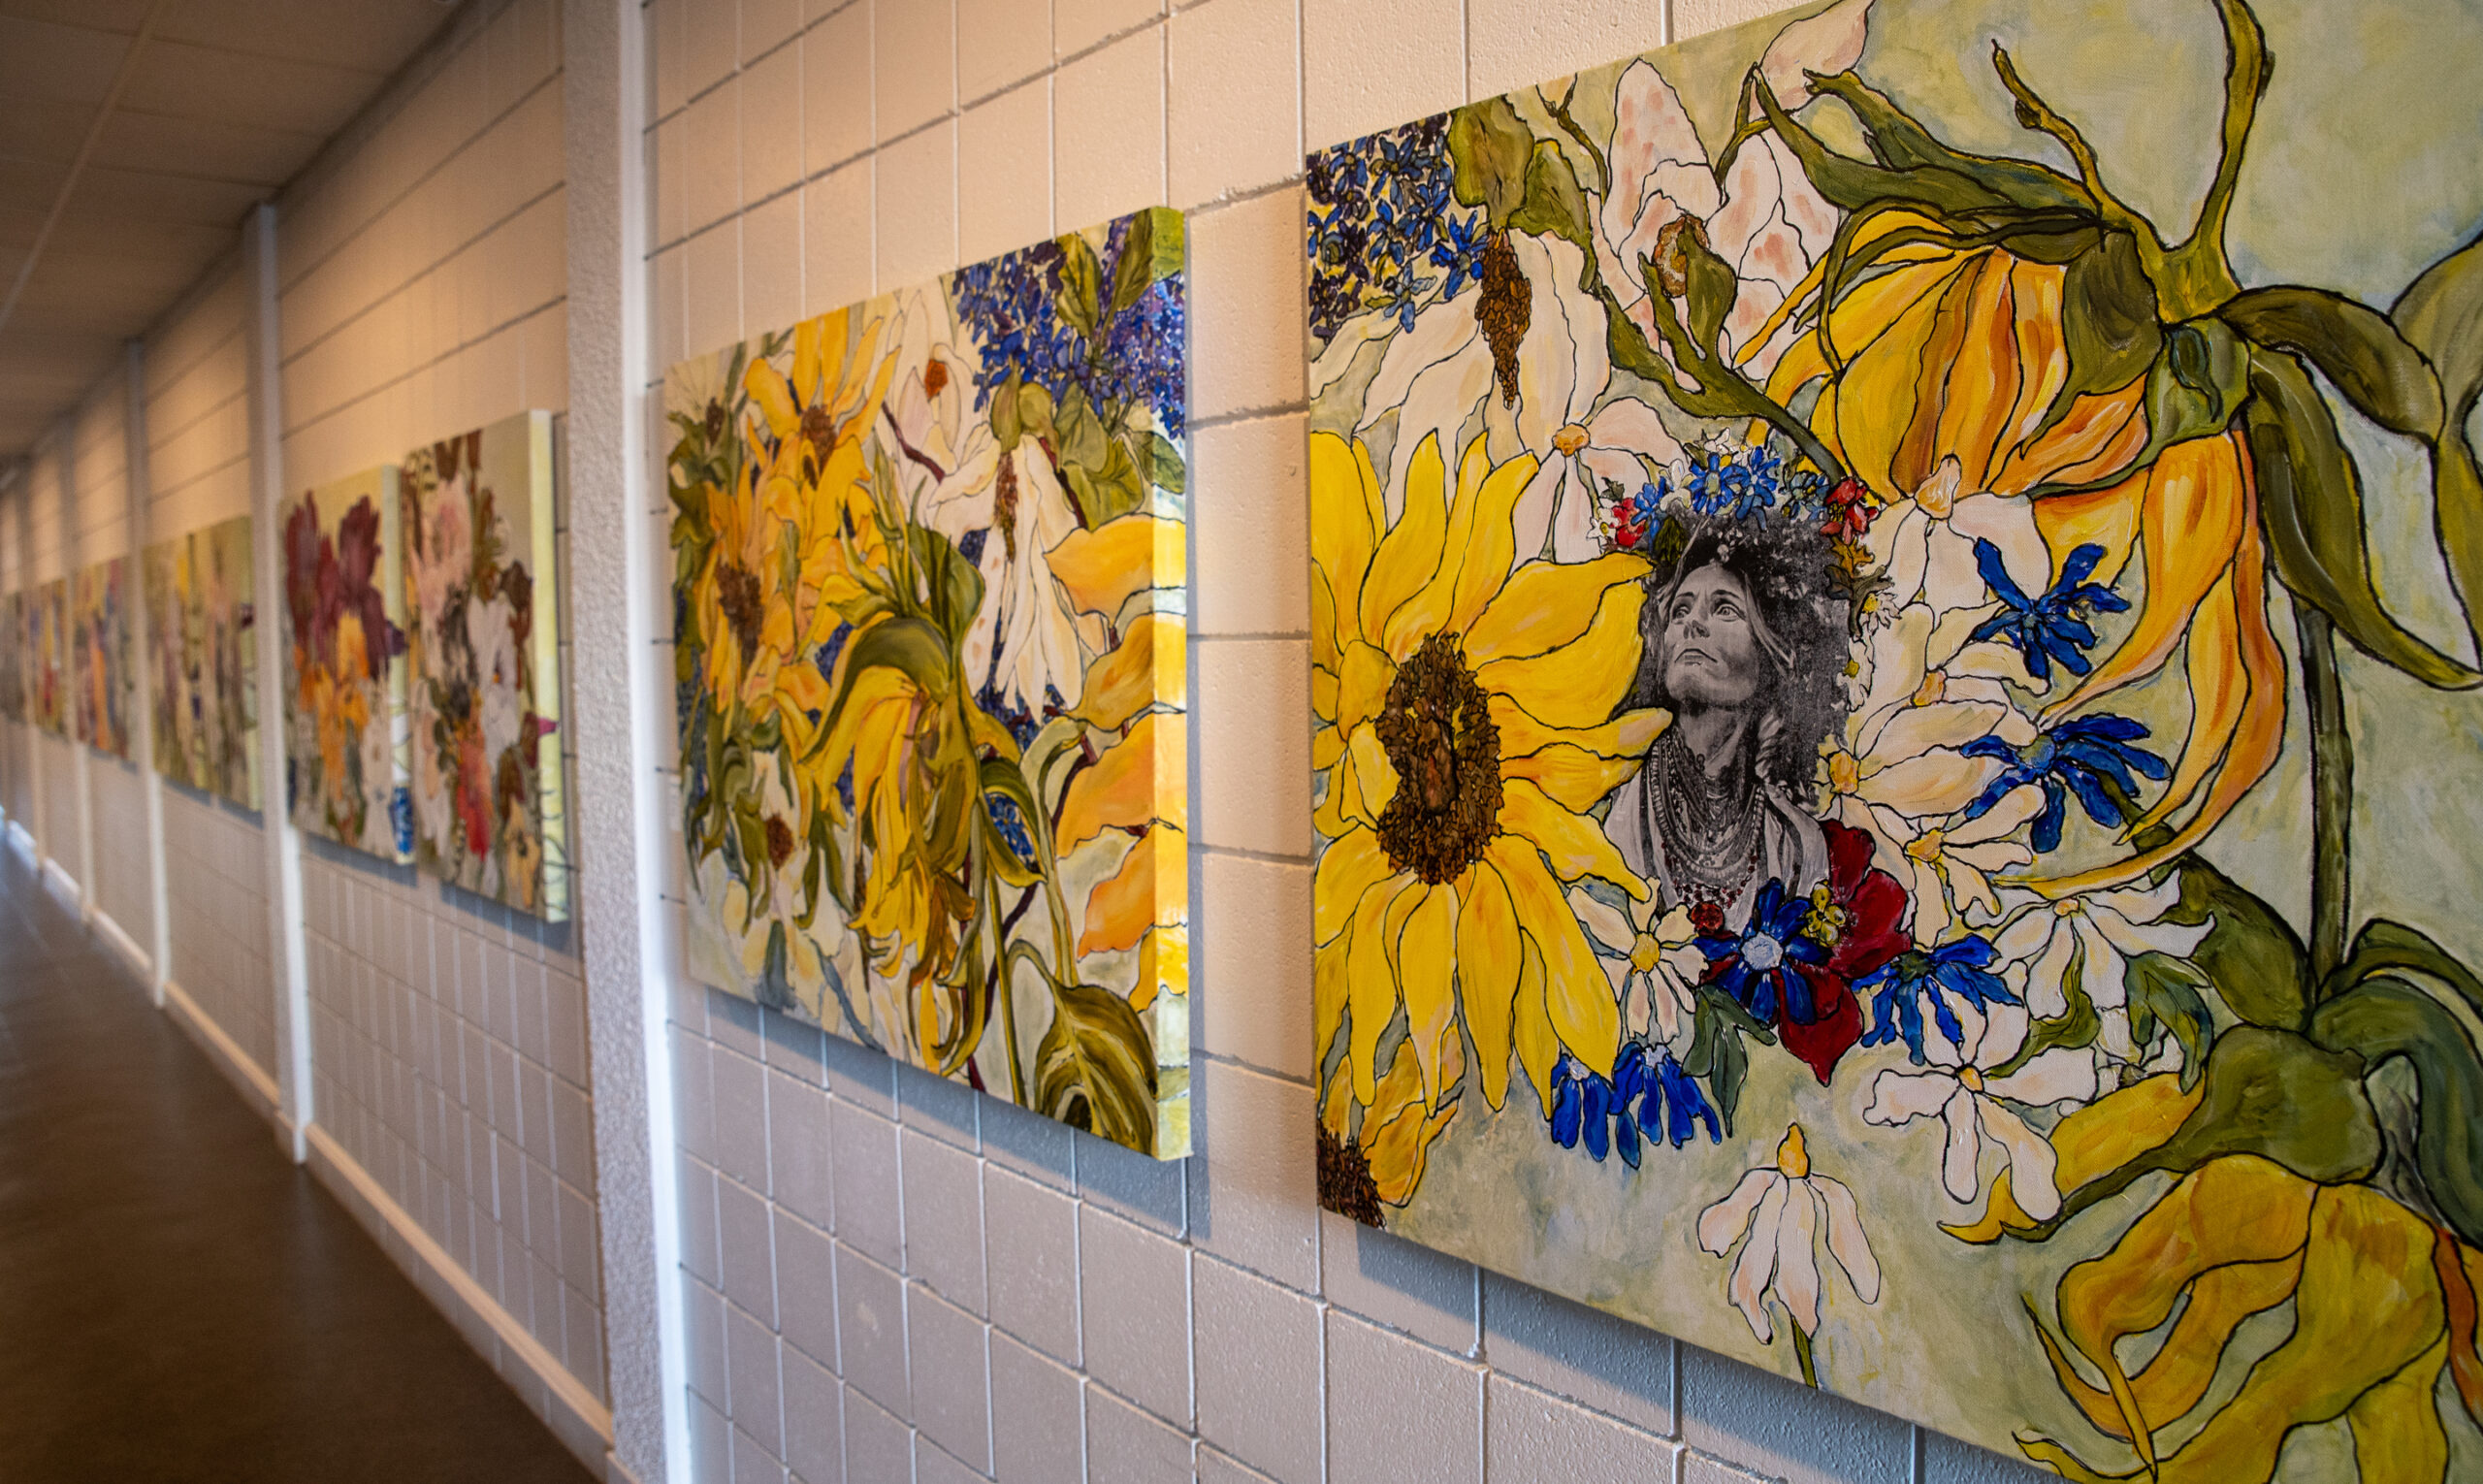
(1130, 926), (1188, 1013)
(2347, 1333), (2450, 1484)
(1475, 582), (1646, 729)
(1446, 446), (1537, 637)
(1463, 552), (1650, 667)
(1361, 433), (1450, 651)
(1344, 877), (1407, 1106)
(1315, 931), (1350, 1074)
(745, 357), (799, 440)
(1048, 514), (1184, 620)
(1345, 722), (1398, 826)
(1395, 884), (1459, 1107)
(1503, 741), (1643, 813)
(1495, 698), (1670, 760)
(1499, 777), (1646, 898)
(1078, 823), (1186, 957)
(1314, 827), (1395, 945)
(1491, 833), (1618, 1075)
(1334, 639), (1397, 737)
(1364, 1037), (1461, 1207)
(1309, 433), (1384, 647)
(1057, 711), (1183, 852)
(792, 312), (828, 408)
(1512, 937), (1560, 1113)
(1457, 863), (1520, 1111)
(1071, 611), (1185, 731)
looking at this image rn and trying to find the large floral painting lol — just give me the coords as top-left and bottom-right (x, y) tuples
(144, 516), (258, 808)
(667, 209), (1191, 1157)
(283, 466), (408, 859)
(30, 579), (66, 737)
(1307, 0), (2483, 1474)
(72, 558), (129, 758)
(403, 412), (565, 918)
(1, 593), (23, 723)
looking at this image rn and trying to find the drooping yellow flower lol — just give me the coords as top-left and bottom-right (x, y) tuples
(1311, 430), (1667, 1137)
(1318, 1027), (1464, 1224)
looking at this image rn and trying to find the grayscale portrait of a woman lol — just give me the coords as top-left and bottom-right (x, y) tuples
(1603, 520), (1846, 927)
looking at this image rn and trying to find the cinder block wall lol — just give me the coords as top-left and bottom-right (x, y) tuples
(145, 264), (282, 1081)
(270, 0), (611, 1441)
(646, 1), (2048, 1481)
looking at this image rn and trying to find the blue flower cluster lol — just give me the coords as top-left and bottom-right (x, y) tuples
(1694, 880), (1835, 1025)
(1549, 1041), (1722, 1166)
(1306, 116), (1490, 341)
(1962, 714), (2169, 852)
(1856, 935), (2018, 1064)
(950, 216), (1188, 439)
(1967, 539), (2128, 682)
(1684, 443), (1825, 523)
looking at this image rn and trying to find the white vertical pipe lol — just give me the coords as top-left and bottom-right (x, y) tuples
(243, 201), (313, 1163)
(564, 0), (687, 1477)
(126, 337), (171, 1005)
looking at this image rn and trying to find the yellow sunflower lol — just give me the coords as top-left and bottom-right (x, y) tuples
(1311, 429), (1667, 1147)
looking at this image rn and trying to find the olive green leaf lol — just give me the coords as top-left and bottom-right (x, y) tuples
(2246, 349), (2481, 689)
(1143, 431), (1186, 497)
(800, 616), (952, 764)
(1058, 232), (1105, 339)
(2219, 286), (2444, 438)
(2393, 233), (2483, 664)
(2041, 231), (2162, 437)
(1803, 70), (2086, 213)
(2161, 850), (2310, 1030)
(2328, 918), (2483, 1016)
(1986, 942), (2102, 1081)
(1447, 98), (1535, 226)
(1110, 208), (1185, 319)
(2126, 952), (2217, 1092)
(2310, 975), (2483, 1247)
(1034, 980), (1161, 1155)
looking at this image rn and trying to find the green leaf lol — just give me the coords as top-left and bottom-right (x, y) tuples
(989, 371), (1025, 448)
(2393, 233), (2483, 667)
(1447, 98), (1534, 226)
(1109, 208), (1185, 318)
(2150, 1026), (2381, 1183)
(2125, 952), (2217, 1092)
(1677, 225), (1740, 361)
(1081, 435), (1148, 528)
(2329, 918), (2483, 1017)
(1987, 967), (2101, 1081)
(2246, 349), (2481, 689)
(1684, 985), (1770, 1139)
(2041, 231), (2161, 436)
(1033, 981), (1161, 1155)
(1506, 144), (1593, 258)
(908, 525), (985, 646)
(1144, 431), (1186, 497)
(2162, 852), (2311, 1030)
(1805, 70), (2086, 213)
(1748, 74), (2018, 219)
(1059, 233), (1104, 339)
(2310, 976), (2483, 1247)
(802, 616), (953, 762)
(2218, 286), (2444, 438)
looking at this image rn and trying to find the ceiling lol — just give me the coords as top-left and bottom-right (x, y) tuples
(0, 0), (463, 460)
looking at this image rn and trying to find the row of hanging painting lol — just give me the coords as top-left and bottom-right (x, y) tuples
(0, 411), (567, 922)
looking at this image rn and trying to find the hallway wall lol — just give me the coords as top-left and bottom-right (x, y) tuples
(643, 1), (2044, 1482)
(145, 263), (282, 1081)
(271, 0), (609, 1435)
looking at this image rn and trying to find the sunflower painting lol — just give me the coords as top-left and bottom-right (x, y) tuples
(29, 579), (66, 738)
(71, 559), (129, 758)
(143, 516), (258, 808)
(282, 466), (409, 861)
(667, 209), (1190, 1157)
(1308, 0), (2483, 1474)
(403, 413), (564, 919)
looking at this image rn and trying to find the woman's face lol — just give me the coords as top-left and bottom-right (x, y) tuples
(1661, 564), (1761, 709)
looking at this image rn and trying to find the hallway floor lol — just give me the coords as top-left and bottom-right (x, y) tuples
(0, 844), (597, 1483)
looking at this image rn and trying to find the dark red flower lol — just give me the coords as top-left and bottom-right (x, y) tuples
(1776, 821), (1912, 1085)
(1819, 477), (1873, 542)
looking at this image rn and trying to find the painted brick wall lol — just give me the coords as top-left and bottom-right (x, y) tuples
(647, 0), (2053, 1480)
(270, 0), (606, 1408)
(144, 262), (282, 1080)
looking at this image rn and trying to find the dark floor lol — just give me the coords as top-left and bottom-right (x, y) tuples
(0, 843), (596, 1483)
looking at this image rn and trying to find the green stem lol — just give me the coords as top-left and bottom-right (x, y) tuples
(1790, 1321), (1819, 1389)
(987, 871), (1029, 1106)
(2295, 597), (2352, 988)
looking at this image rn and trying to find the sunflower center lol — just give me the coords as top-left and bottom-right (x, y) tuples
(1742, 932), (1785, 971)
(716, 561), (766, 657)
(1372, 632), (1501, 885)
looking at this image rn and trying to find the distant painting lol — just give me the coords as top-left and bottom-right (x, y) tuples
(282, 466), (408, 859)
(1306, 0), (2483, 1476)
(666, 209), (1192, 1156)
(30, 580), (65, 737)
(72, 558), (131, 758)
(402, 412), (565, 919)
(145, 516), (258, 808)
(0, 592), (23, 723)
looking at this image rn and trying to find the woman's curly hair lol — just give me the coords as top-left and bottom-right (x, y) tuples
(1626, 514), (1847, 792)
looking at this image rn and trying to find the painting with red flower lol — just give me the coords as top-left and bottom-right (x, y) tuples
(402, 412), (565, 919)
(281, 465), (409, 860)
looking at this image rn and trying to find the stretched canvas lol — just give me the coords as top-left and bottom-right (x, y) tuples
(1306, 0), (2483, 1475)
(1, 593), (22, 723)
(30, 580), (67, 737)
(145, 516), (258, 808)
(402, 412), (565, 918)
(71, 559), (131, 758)
(282, 466), (408, 859)
(667, 209), (1191, 1156)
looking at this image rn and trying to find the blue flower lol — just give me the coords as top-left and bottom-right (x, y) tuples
(1856, 935), (2020, 1064)
(1614, 1042), (1722, 1148)
(986, 795), (1035, 860)
(1695, 880), (1834, 1025)
(1962, 715), (2170, 852)
(1686, 445), (1783, 521)
(1966, 539), (2128, 683)
(1549, 1050), (1635, 1165)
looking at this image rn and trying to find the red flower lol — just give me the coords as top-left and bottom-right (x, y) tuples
(1818, 477), (1872, 542)
(1776, 821), (1912, 1085)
